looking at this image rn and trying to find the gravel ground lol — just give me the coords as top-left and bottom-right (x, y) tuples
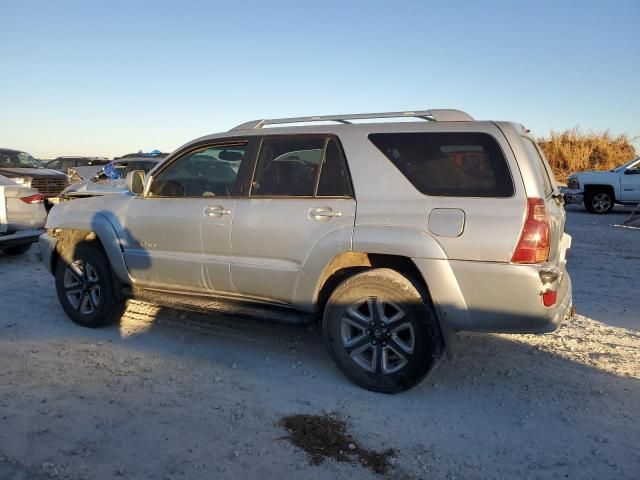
(0, 206), (638, 480)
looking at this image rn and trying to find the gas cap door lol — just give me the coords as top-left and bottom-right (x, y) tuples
(428, 208), (465, 237)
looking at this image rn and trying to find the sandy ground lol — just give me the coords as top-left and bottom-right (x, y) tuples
(0, 206), (638, 480)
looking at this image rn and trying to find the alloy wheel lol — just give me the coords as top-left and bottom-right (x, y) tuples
(592, 192), (612, 213)
(63, 260), (102, 315)
(340, 297), (415, 374)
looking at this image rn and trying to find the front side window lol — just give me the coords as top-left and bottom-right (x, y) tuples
(46, 160), (61, 169)
(149, 143), (248, 197)
(60, 159), (76, 171)
(0, 150), (39, 168)
(369, 132), (514, 197)
(626, 159), (640, 174)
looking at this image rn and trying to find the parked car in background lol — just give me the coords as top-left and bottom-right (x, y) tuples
(44, 156), (110, 175)
(41, 109), (573, 393)
(62, 155), (164, 198)
(0, 175), (47, 255)
(565, 157), (640, 213)
(0, 148), (69, 203)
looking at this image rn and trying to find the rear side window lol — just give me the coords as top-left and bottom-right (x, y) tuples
(521, 137), (553, 197)
(252, 137), (324, 196)
(369, 132), (513, 197)
(251, 136), (353, 197)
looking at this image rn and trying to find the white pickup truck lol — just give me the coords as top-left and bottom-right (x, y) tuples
(565, 157), (640, 213)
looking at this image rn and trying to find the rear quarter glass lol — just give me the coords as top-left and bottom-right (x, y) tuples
(521, 137), (554, 197)
(368, 132), (514, 197)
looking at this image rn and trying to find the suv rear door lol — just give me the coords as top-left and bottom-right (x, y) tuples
(230, 135), (356, 304)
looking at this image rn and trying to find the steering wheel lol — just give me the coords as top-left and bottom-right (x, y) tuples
(156, 180), (185, 196)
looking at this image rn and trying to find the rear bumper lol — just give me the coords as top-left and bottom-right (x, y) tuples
(0, 228), (45, 249)
(414, 257), (573, 334)
(38, 233), (58, 274)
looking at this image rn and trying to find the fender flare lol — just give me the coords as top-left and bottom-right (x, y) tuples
(48, 210), (131, 285)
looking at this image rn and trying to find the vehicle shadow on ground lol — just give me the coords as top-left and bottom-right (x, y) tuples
(110, 302), (640, 397)
(564, 205), (640, 333)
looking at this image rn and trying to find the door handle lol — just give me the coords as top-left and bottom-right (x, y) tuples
(309, 207), (341, 221)
(203, 205), (231, 217)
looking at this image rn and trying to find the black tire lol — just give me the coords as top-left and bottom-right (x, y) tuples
(2, 244), (32, 256)
(322, 268), (442, 393)
(55, 242), (127, 328)
(584, 189), (614, 214)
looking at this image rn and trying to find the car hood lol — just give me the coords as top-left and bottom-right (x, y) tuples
(570, 170), (618, 181)
(0, 167), (67, 178)
(63, 178), (131, 196)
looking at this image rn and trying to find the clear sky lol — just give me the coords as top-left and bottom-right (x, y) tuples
(1, 0), (638, 158)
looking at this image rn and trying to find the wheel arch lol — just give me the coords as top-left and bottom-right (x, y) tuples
(48, 213), (131, 287)
(314, 252), (429, 310)
(307, 251), (459, 356)
(584, 183), (616, 201)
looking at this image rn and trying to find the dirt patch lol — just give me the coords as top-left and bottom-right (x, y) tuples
(279, 413), (396, 475)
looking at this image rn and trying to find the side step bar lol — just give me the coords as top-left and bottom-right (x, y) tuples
(129, 286), (316, 326)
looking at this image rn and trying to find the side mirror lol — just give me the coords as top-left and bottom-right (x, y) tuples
(125, 170), (146, 195)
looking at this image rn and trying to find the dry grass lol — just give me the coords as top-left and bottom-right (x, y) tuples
(538, 128), (637, 183)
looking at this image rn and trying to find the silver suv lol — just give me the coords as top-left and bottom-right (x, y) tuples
(40, 109), (573, 392)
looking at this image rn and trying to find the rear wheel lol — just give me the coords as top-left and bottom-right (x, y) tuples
(585, 189), (614, 214)
(55, 242), (127, 327)
(2, 244), (32, 256)
(323, 268), (442, 393)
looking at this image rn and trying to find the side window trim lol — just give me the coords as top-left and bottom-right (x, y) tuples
(312, 138), (330, 197)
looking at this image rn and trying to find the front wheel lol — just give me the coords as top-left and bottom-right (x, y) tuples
(55, 242), (127, 327)
(585, 190), (614, 214)
(323, 268), (442, 393)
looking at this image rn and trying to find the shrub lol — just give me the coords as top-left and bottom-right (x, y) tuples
(537, 128), (637, 183)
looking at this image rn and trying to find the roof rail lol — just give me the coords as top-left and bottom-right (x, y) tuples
(230, 109), (474, 131)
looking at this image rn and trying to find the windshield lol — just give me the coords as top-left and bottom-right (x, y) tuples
(611, 157), (640, 172)
(0, 150), (40, 168)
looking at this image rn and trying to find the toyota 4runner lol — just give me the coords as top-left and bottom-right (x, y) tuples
(40, 109), (573, 393)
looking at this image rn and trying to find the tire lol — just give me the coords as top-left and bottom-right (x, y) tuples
(322, 268), (442, 393)
(2, 244), (32, 256)
(584, 189), (614, 214)
(55, 242), (127, 328)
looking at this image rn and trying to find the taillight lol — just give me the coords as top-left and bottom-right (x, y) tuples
(19, 193), (46, 204)
(511, 198), (550, 264)
(542, 290), (557, 307)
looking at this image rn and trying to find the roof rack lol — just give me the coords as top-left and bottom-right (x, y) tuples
(230, 109), (474, 131)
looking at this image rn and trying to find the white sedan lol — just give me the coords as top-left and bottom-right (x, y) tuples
(0, 174), (47, 255)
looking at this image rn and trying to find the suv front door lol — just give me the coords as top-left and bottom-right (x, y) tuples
(122, 139), (256, 292)
(620, 159), (640, 203)
(231, 136), (356, 305)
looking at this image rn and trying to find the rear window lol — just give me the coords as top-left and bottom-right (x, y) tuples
(369, 132), (514, 197)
